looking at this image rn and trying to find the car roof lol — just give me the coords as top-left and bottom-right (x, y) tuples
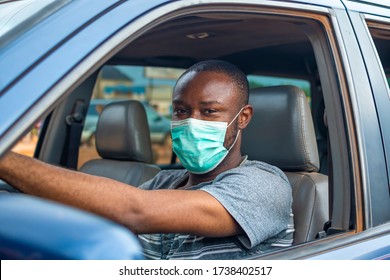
(112, 13), (314, 78)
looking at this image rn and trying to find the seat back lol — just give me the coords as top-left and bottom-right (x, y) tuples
(80, 100), (160, 186)
(242, 85), (328, 244)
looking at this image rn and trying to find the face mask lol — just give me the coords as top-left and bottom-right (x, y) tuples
(171, 108), (243, 174)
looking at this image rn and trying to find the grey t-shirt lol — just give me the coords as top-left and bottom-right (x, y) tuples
(138, 159), (294, 259)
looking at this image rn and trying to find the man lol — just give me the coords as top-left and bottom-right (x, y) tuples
(0, 60), (293, 259)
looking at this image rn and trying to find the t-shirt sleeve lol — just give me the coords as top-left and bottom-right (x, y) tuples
(200, 163), (292, 249)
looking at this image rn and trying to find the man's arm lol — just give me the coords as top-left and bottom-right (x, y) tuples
(0, 152), (241, 237)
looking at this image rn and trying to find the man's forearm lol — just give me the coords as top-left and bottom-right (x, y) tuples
(0, 153), (243, 237)
(0, 152), (142, 229)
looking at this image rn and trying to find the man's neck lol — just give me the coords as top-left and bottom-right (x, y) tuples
(182, 152), (244, 188)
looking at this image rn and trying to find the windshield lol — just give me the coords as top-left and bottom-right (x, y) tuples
(0, 0), (69, 47)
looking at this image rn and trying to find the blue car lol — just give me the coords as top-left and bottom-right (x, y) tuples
(0, 0), (389, 260)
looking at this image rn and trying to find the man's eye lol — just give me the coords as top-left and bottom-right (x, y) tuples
(174, 108), (188, 115)
(205, 109), (217, 114)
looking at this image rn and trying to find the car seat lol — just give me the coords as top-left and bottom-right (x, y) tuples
(80, 100), (160, 186)
(242, 85), (328, 244)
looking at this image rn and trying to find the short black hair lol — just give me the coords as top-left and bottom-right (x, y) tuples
(177, 60), (249, 106)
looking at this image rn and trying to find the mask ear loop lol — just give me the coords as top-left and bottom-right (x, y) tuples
(226, 107), (245, 151)
(228, 130), (241, 151)
(227, 107), (245, 128)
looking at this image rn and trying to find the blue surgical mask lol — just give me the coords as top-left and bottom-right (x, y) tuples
(171, 108), (243, 174)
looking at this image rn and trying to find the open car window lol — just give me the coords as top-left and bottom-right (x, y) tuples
(66, 4), (351, 256)
(78, 65), (183, 168)
(79, 68), (313, 168)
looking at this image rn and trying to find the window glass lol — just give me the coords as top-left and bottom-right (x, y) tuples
(367, 24), (390, 91)
(247, 75), (311, 104)
(11, 121), (43, 157)
(78, 65), (185, 168)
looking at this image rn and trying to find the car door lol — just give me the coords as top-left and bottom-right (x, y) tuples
(322, 0), (390, 260)
(0, 0), (176, 260)
(342, 0), (390, 227)
(268, 0), (390, 260)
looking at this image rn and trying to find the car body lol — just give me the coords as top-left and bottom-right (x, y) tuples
(0, 0), (389, 259)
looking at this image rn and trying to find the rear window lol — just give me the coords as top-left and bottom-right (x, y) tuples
(78, 65), (185, 168)
(247, 75), (311, 104)
(367, 23), (390, 91)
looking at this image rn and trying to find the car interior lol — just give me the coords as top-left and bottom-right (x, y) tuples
(79, 100), (161, 186)
(8, 7), (363, 257)
(242, 85), (328, 244)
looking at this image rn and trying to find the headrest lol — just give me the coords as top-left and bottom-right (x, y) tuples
(242, 85), (319, 172)
(95, 100), (154, 163)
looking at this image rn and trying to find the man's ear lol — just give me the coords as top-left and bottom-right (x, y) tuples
(238, 104), (253, 129)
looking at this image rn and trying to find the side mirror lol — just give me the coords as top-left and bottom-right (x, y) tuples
(0, 194), (143, 260)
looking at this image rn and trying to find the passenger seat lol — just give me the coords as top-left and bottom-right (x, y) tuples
(242, 85), (328, 244)
(80, 100), (160, 186)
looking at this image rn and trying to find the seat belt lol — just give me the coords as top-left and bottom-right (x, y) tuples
(171, 151), (177, 164)
(61, 100), (86, 170)
(33, 112), (52, 158)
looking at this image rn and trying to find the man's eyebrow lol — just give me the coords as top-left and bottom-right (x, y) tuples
(172, 100), (223, 105)
(172, 100), (184, 105)
(199, 100), (223, 106)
